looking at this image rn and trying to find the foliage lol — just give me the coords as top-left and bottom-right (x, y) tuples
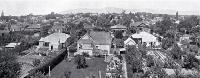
(161, 38), (174, 50)
(0, 50), (21, 78)
(74, 55), (87, 69)
(33, 59), (41, 67)
(113, 31), (123, 39)
(150, 65), (168, 78)
(178, 16), (199, 33)
(183, 54), (200, 69)
(155, 16), (173, 36)
(146, 55), (154, 67)
(125, 45), (143, 73)
(170, 43), (183, 59)
(63, 70), (71, 78)
(40, 25), (51, 37)
(30, 71), (48, 78)
(82, 52), (90, 57)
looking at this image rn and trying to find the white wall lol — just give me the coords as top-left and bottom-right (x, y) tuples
(96, 44), (111, 54)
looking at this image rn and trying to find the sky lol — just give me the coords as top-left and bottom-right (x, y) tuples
(0, 0), (200, 16)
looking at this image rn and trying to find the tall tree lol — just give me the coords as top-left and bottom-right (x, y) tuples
(155, 16), (173, 36)
(125, 45), (143, 73)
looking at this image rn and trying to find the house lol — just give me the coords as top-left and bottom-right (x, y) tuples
(83, 23), (95, 30)
(124, 37), (137, 46)
(49, 25), (66, 33)
(38, 32), (70, 51)
(9, 24), (23, 31)
(129, 22), (150, 33)
(76, 31), (112, 56)
(110, 24), (127, 31)
(24, 24), (41, 31)
(179, 34), (192, 44)
(5, 42), (21, 48)
(124, 31), (159, 47)
(0, 30), (10, 36)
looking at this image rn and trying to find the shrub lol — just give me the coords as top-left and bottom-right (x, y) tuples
(82, 52), (89, 57)
(74, 55), (88, 69)
(64, 70), (71, 78)
(33, 59), (41, 67)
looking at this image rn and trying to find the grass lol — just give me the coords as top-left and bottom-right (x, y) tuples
(50, 57), (107, 78)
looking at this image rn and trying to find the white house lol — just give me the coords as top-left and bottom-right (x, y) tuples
(5, 42), (21, 48)
(38, 32), (70, 50)
(124, 31), (159, 47)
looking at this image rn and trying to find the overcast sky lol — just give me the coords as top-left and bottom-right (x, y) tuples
(0, 0), (200, 16)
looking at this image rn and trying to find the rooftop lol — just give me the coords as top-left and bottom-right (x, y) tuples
(78, 31), (112, 45)
(39, 32), (70, 44)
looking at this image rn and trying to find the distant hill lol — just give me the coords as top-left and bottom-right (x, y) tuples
(60, 7), (200, 15)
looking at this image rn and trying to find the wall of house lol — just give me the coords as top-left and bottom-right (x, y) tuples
(39, 41), (44, 47)
(49, 43), (59, 50)
(96, 44), (111, 55)
(79, 49), (93, 56)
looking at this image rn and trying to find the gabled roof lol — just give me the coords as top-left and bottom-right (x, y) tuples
(112, 38), (124, 46)
(110, 24), (127, 29)
(39, 32), (70, 44)
(89, 31), (112, 45)
(131, 31), (157, 42)
(78, 31), (112, 45)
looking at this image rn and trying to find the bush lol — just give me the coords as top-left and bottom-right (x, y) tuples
(33, 59), (41, 67)
(64, 70), (71, 78)
(82, 52), (89, 57)
(74, 55), (88, 69)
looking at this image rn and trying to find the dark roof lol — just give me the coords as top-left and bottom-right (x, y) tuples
(0, 30), (10, 34)
(90, 31), (112, 45)
(112, 38), (124, 46)
(78, 31), (112, 45)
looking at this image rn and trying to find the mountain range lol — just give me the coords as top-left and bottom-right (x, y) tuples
(60, 7), (200, 15)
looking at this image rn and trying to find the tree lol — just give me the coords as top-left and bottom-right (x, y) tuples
(125, 45), (143, 73)
(178, 16), (199, 33)
(33, 59), (41, 67)
(40, 25), (51, 37)
(114, 31), (123, 39)
(74, 55), (87, 69)
(155, 16), (173, 36)
(150, 65), (168, 78)
(63, 70), (71, 78)
(170, 43), (183, 59)
(161, 38), (174, 50)
(30, 71), (48, 78)
(0, 50), (21, 78)
(146, 55), (154, 67)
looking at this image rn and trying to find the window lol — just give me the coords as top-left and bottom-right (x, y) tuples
(96, 46), (99, 49)
(79, 44), (82, 49)
(44, 42), (49, 47)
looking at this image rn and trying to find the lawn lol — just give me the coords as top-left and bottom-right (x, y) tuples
(50, 57), (107, 78)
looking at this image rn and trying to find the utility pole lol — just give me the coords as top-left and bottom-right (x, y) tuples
(99, 70), (101, 78)
(49, 66), (51, 77)
(67, 47), (70, 58)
